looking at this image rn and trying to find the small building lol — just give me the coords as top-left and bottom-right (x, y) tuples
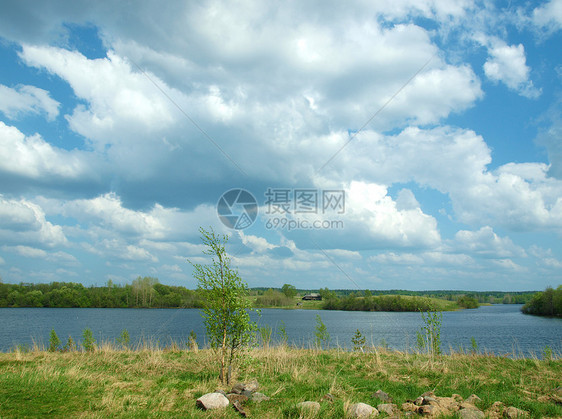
(302, 293), (322, 301)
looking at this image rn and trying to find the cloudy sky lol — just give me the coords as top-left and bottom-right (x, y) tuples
(1, 0), (561, 291)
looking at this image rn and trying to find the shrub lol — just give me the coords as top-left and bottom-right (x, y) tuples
(48, 329), (61, 352)
(82, 328), (96, 352)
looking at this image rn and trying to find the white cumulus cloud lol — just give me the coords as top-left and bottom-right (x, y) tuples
(0, 84), (60, 120)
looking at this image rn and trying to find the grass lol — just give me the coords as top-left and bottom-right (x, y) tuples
(0, 344), (560, 418)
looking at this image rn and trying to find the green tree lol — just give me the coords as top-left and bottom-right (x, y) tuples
(116, 329), (130, 349)
(48, 329), (61, 352)
(314, 314), (330, 349)
(281, 283), (297, 299)
(82, 328), (96, 352)
(190, 227), (257, 384)
(419, 304), (442, 356)
(63, 335), (76, 352)
(351, 329), (366, 352)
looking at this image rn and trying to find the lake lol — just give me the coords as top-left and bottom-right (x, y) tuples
(1, 304), (560, 357)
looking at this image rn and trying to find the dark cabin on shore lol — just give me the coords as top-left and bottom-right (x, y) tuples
(302, 293), (322, 301)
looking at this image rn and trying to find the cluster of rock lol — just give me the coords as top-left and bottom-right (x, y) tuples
(195, 380), (270, 416)
(197, 381), (539, 418)
(295, 390), (531, 418)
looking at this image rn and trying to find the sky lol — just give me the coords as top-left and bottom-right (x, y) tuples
(0, 0), (561, 291)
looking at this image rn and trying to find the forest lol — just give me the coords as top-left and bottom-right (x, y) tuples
(0, 278), (202, 309)
(522, 285), (562, 317)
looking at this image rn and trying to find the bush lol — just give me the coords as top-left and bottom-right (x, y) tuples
(255, 289), (294, 307)
(82, 328), (96, 352)
(48, 329), (61, 352)
(457, 296), (479, 309)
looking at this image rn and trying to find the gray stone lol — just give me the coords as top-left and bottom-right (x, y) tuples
(465, 394), (481, 405)
(376, 403), (397, 416)
(372, 390), (392, 402)
(503, 406), (527, 418)
(241, 390), (253, 398)
(401, 402), (418, 412)
(214, 389), (227, 396)
(458, 408), (485, 419)
(233, 400), (247, 417)
(226, 393), (249, 403)
(419, 404), (439, 416)
(348, 402), (379, 418)
(414, 396), (424, 406)
(196, 392), (229, 410)
(230, 383), (245, 394)
(423, 396), (437, 405)
(297, 401), (321, 413)
(250, 392), (270, 402)
(244, 380), (259, 393)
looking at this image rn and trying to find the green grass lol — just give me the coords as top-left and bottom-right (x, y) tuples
(0, 345), (560, 418)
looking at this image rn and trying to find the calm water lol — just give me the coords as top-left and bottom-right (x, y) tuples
(0, 305), (560, 357)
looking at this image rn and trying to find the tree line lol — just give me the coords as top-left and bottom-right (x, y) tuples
(321, 292), (450, 312)
(0, 278), (202, 308)
(0, 277), (536, 310)
(522, 285), (562, 317)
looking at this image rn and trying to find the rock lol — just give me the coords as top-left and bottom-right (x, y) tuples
(452, 394), (464, 403)
(372, 390), (392, 402)
(423, 396), (437, 405)
(466, 394), (481, 404)
(244, 380), (259, 393)
(414, 396), (424, 406)
(486, 401), (504, 419)
(419, 404), (440, 417)
(226, 393), (249, 404)
(230, 383), (245, 394)
(215, 389), (227, 396)
(401, 402), (418, 412)
(232, 400), (247, 417)
(250, 392), (270, 403)
(196, 392), (229, 410)
(503, 406), (527, 418)
(348, 402), (379, 418)
(421, 391), (436, 398)
(297, 401), (321, 413)
(434, 396), (460, 413)
(231, 380), (259, 395)
(458, 408), (485, 419)
(376, 403), (397, 415)
(241, 390), (253, 398)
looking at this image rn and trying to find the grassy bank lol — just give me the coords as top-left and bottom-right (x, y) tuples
(0, 345), (560, 418)
(249, 294), (463, 311)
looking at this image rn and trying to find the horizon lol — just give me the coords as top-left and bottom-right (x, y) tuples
(1, 1), (562, 292)
(0, 278), (543, 295)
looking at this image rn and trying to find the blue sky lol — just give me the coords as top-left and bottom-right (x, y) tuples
(1, 0), (562, 291)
